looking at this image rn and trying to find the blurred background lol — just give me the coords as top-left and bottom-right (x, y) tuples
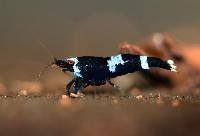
(1, 0), (200, 94)
(1, 1), (200, 136)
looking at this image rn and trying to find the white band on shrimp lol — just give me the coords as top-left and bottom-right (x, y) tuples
(167, 59), (177, 72)
(140, 56), (149, 69)
(67, 57), (83, 77)
(107, 54), (125, 73)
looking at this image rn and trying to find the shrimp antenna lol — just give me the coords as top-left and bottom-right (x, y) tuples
(39, 41), (57, 62)
(35, 63), (53, 81)
(36, 41), (71, 81)
(35, 42), (58, 81)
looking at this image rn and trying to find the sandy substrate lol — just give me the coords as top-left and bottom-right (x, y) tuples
(0, 93), (199, 136)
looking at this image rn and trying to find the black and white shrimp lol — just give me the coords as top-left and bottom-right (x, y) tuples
(51, 54), (177, 97)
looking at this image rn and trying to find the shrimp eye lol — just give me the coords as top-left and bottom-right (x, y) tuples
(67, 60), (75, 65)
